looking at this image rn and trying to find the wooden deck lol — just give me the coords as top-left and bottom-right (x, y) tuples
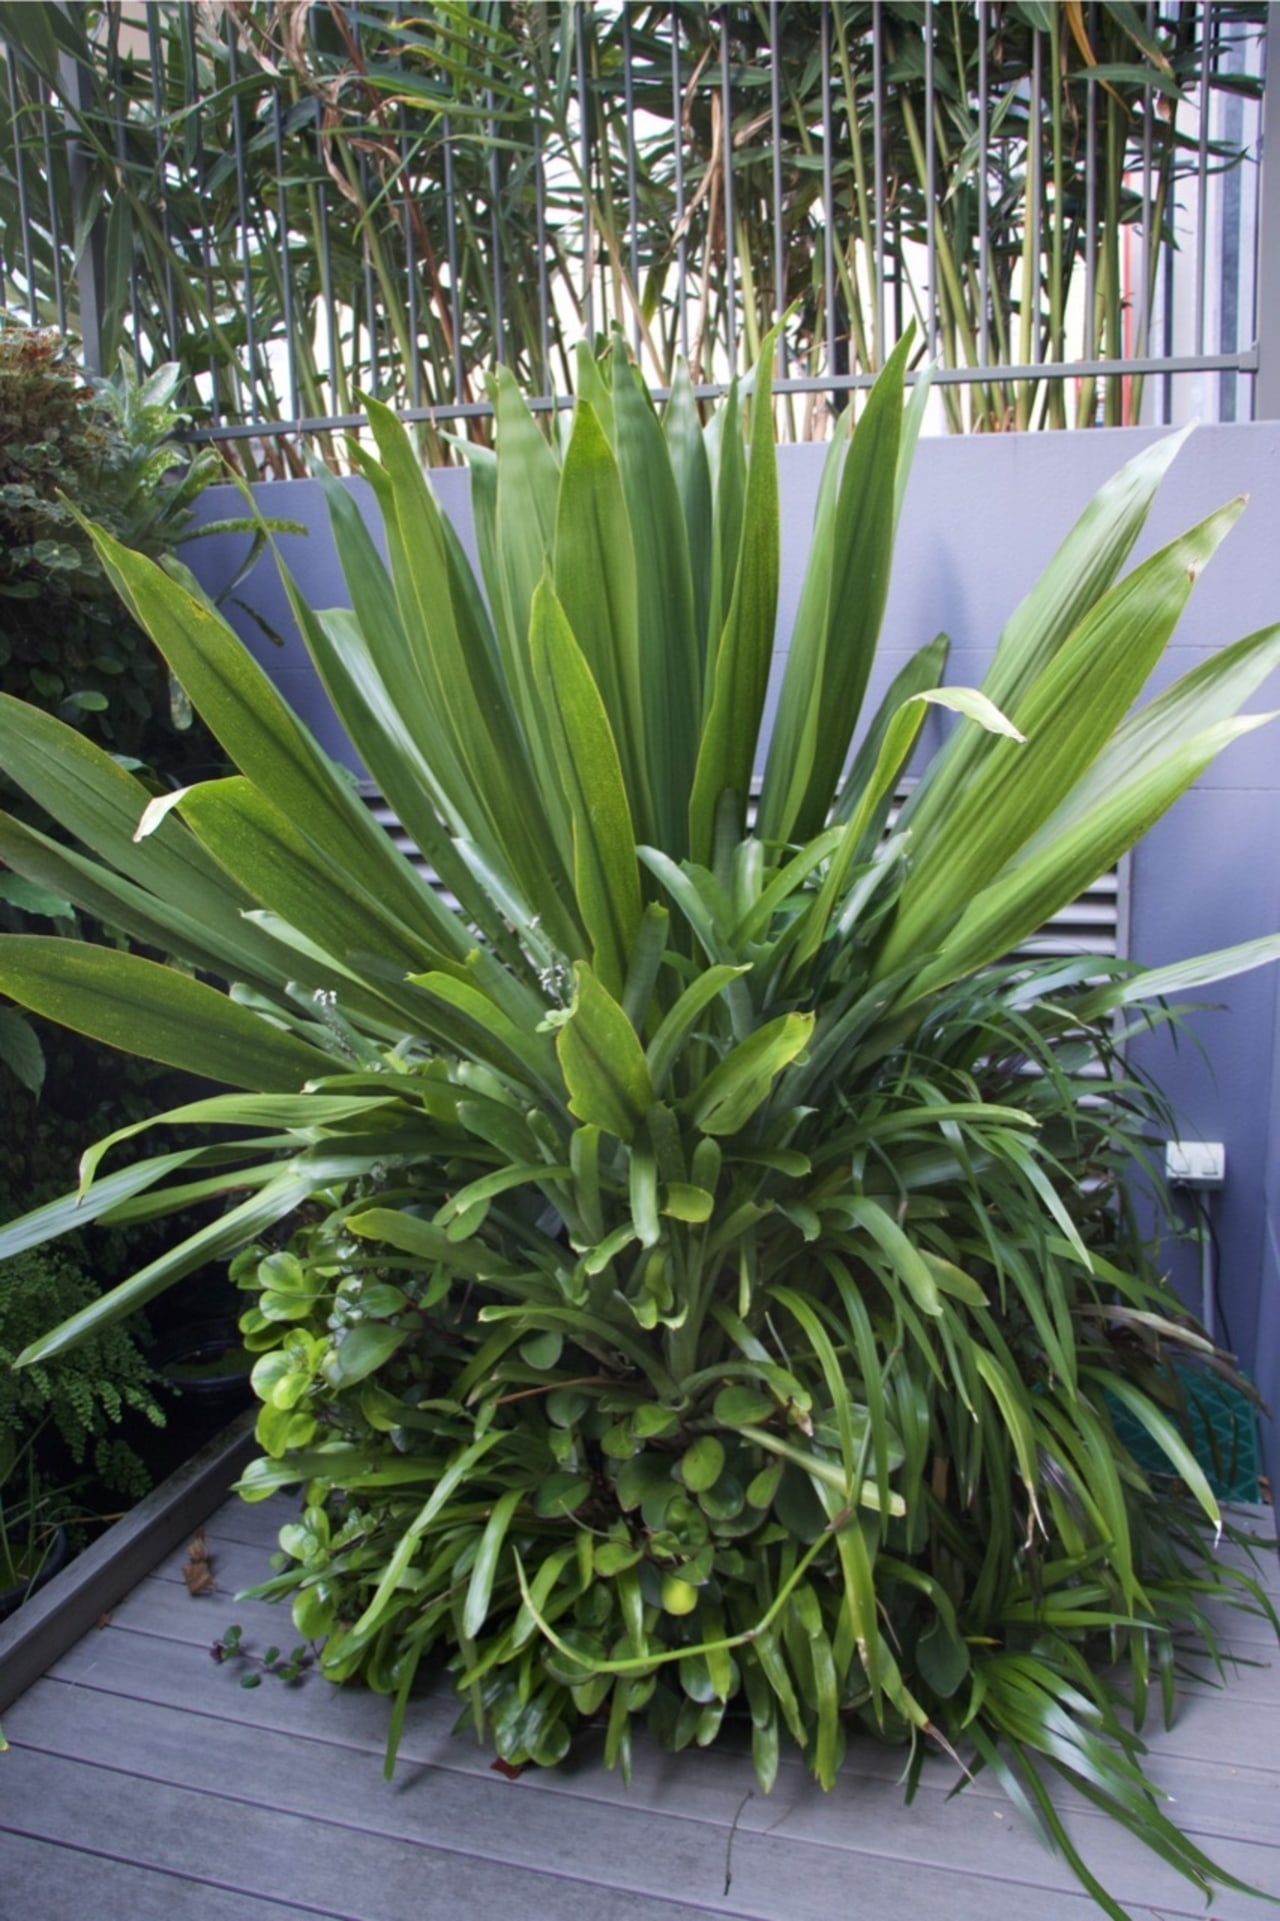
(1, 1489), (1277, 1921)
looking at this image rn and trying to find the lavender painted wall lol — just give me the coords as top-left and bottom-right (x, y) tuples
(186, 422), (1280, 1467)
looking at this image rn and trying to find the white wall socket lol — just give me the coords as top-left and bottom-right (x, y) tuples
(1165, 1139), (1226, 1188)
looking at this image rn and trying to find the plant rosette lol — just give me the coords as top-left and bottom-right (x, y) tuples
(2, 334), (1280, 1921)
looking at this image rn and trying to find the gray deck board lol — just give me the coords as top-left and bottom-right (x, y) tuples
(2, 1489), (1276, 1921)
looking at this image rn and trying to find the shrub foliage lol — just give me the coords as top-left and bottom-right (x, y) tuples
(1, 337), (1279, 1916)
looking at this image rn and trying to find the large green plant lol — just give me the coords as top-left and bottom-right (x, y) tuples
(1, 337), (1279, 1916)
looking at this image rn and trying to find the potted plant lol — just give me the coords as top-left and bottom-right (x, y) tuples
(0, 333), (1278, 1918)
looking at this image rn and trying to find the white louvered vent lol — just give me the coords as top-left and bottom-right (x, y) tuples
(359, 783), (1127, 970)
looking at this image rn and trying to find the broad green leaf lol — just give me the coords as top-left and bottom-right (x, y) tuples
(463, 1487), (524, 1638)
(1075, 933), (1280, 1022)
(555, 396), (650, 835)
(555, 963), (654, 1143)
(689, 331), (780, 860)
(907, 712), (1274, 1001)
(880, 499), (1245, 972)
(0, 1006), (44, 1096)
(0, 937), (333, 1091)
(612, 350), (700, 855)
(530, 576), (642, 997)
(85, 525), (457, 962)
(903, 424), (1194, 842)
(760, 329), (911, 843)
(686, 1012), (814, 1136)
(663, 358), (713, 673)
(17, 1172), (317, 1362)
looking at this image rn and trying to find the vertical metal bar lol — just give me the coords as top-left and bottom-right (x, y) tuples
(577, 21), (593, 340)
(1195, 0), (1211, 357)
(1252, 0), (1280, 414)
(769, 0), (786, 369)
(442, 120), (464, 404)
(398, 7), (421, 412)
(274, 88), (300, 422)
(1084, 7), (1097, 359)
(623, 7), (641, 353)
(1029, 27), (1042, 366)
(39, 82), (67, 333)
(7, 54), (37, 322)
(183, 3), (218, 423)
(821, 5), (837, 379)
(109, 23), (143, 370)
(317, 166), (339, 418)
(226, 13), (259, 416)
(720, 8), (737, 370)
(1217, 11), (1245, 422)
(672, 7), (688, 358)
(534, 99), (551, 392)
(978, 0), (989, 366)
(1138, 0), (1154, 358)
(872, 0), (886, 358)
(487, 84), (505, 366)
(925, 0), (937, 358)
(147, 5), (179, 356)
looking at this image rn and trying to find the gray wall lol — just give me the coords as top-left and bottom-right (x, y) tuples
(186, 422), (1280, 1466)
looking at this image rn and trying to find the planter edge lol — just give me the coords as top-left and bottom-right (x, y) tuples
(0, 1408), (256, 1714)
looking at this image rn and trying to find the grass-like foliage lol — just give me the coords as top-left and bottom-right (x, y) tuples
(1, 336), (1279, 1916)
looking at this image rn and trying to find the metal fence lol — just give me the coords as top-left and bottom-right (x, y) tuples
(0, 2), (1274, 462)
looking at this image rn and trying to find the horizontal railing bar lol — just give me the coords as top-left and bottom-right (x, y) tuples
(186, 349), (1262, 444)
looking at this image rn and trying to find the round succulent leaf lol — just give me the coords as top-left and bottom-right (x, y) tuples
(773, 1465), (828, 1543)
(632, 1402), (680, 1439)
(680, 1434), (726, 1491)
(915, 1616), (971, 1699)
(291, 1584), (336, 1640)
(546, 1385), (593, 1428)
(543, 1625), (607, 1686)
(534, 1470), (591, 1517)
(697, 1472), (745, 1521)
(679, 1651), (718, 1704)
(520, 1330), (564, 1369)
(665, 1494), (710, 1549)
(571, 1672), (613, 1716)
(677, 1542), (716, 1587)
(746, 1460), (784, 1509)
(713, 1385), (776, 1427)
(595, 1538), (643, 1577)
(616, 1450), (677, 1511)
(601, 1421), (637, 1459)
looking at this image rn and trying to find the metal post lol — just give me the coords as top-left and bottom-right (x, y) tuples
(1253, 4), (1280, 415)
(56, 39), (104, 371)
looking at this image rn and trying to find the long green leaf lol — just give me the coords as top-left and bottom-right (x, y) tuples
(689, 333), (780, 861)
(530, 576), (641, 997)
(0, 937), (333, 1090)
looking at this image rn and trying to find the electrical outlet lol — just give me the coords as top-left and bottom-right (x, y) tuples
(1165, 1139), (1226, 1188)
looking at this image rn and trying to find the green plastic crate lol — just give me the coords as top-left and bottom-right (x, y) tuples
(1109, 1364), (1261, 1503)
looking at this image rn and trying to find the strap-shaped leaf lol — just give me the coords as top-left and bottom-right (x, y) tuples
(905, 711), (1274, 1001)
(0, 936), (334, 1090)
(880, 498), (1244, 971)
(554, 398), (651, 838)
(689, 331), (781, 861)
(759, 330), (911, 845)
(904, 424), (1194, 843)
(530, 577), (641, 998)
(686, 1011), (814, 1136)
(86, 522), (455, 958)
(612, 351), (700, 856)
(555, 962), (654, 1143)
